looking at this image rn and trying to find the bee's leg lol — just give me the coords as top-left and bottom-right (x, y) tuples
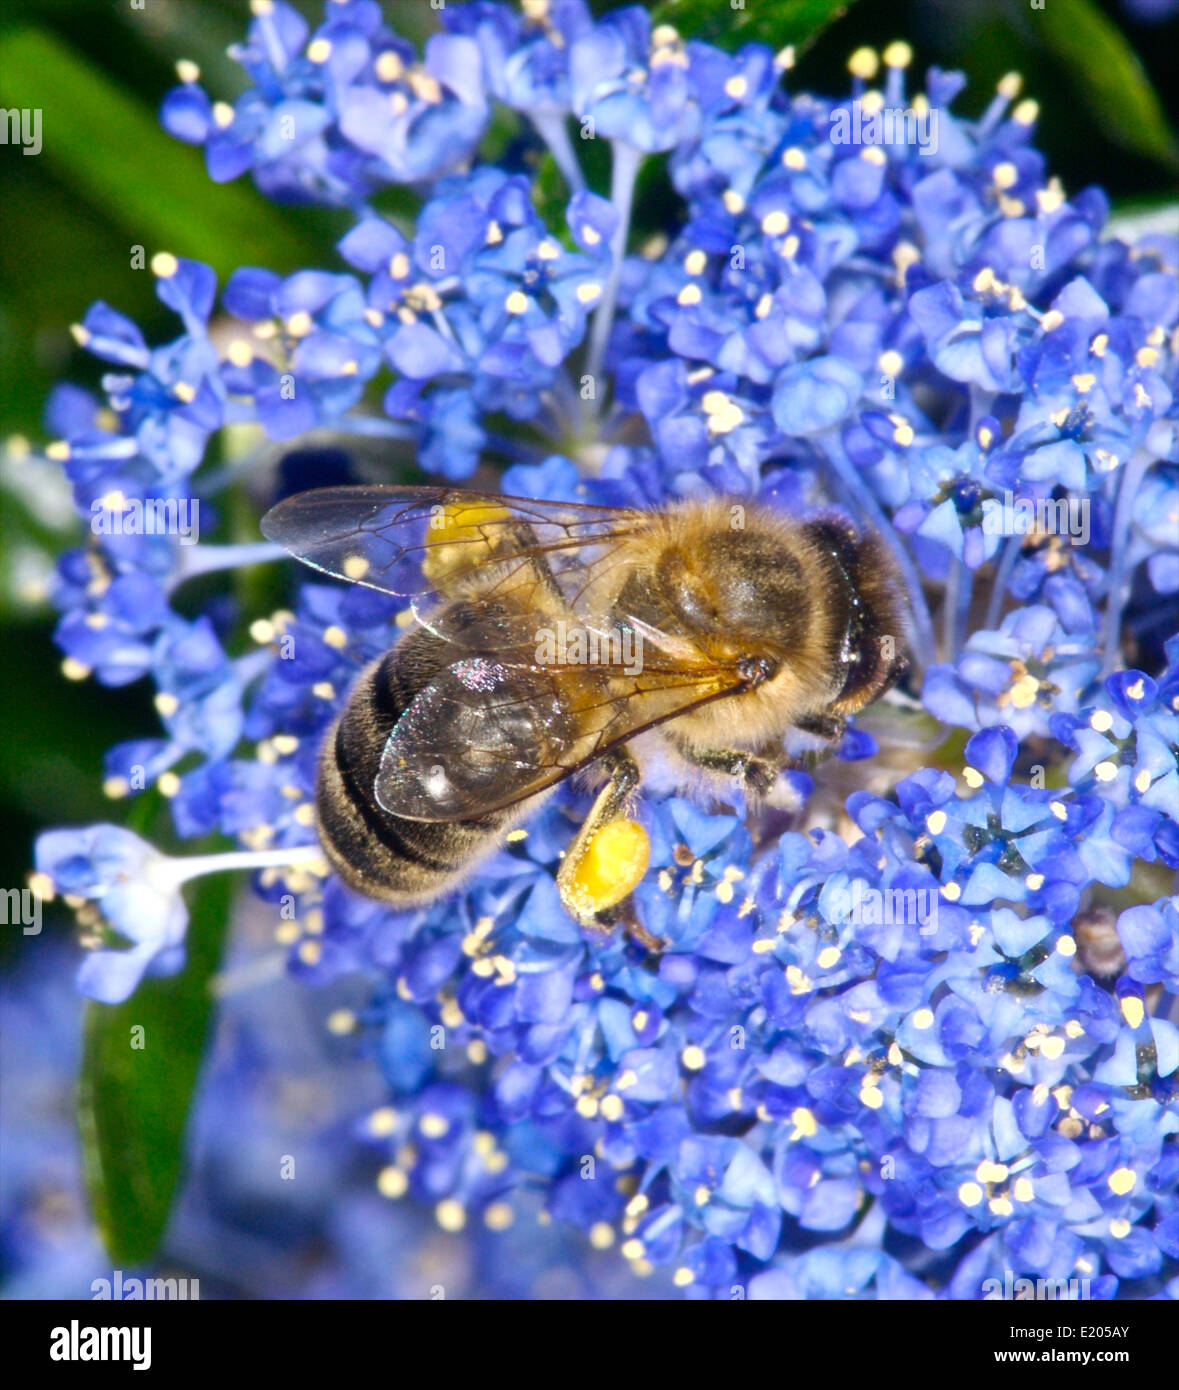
(793, 713), (846, 744)
(503, 521), (565, 603)
(583, 895), (665, 952)
(557, 749), (658, 940)
(666, 734), (784, 798)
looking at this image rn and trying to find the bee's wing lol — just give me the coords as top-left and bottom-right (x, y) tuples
(261, 485), (650, 601)
(373, 603), (751, 821)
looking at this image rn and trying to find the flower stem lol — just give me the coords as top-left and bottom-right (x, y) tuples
(942, 558), (973, 660)
(168, 841), (324, 889)
(985, 535), (1022, 632)
(532, 109), (585, 193)
(1101, 448), (1153, 678)
(168, 540), (285, 593)
(586, 140), (642, 393)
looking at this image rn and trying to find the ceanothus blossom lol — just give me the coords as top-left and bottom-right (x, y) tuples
(29, 2), (1179, 1300)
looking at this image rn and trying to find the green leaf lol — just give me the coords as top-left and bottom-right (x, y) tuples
(77, 863), (233, 1265)
(650, 0), (860, 53)
(1034, 0), (1178, 170)
(0, 27), (314, 274)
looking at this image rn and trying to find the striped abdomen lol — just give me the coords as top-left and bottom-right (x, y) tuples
(316, 624), (510, 904)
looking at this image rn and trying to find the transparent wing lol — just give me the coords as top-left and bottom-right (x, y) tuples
(260, 485), (651, 602)
(374, 601), (753, 821)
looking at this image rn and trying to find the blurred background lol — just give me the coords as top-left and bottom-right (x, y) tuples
(1, 0), (1176, 1298)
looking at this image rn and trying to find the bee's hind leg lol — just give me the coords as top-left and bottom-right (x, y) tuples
(556, 749), (660, 946)
(793, 713), (846, 744)
(665, 734), (784, 799)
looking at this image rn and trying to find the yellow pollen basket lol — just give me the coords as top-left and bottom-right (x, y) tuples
(420, 501), (512, 584)
(571, 819), (651, 914)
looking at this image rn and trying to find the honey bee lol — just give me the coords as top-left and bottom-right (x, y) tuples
(261, 487), (908, 941)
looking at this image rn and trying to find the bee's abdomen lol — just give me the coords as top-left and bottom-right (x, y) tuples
(316, 629), (504, 904)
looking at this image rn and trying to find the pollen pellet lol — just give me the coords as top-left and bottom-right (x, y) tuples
(569, 818), (650, 914)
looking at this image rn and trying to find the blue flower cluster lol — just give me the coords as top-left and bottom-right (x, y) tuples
(32, 1), (1178, 1298)
(1, 936), (659, 1299)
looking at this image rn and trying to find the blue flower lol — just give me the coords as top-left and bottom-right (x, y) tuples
(34, 825), (190, 1003)
(162, 1), (488, 203)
